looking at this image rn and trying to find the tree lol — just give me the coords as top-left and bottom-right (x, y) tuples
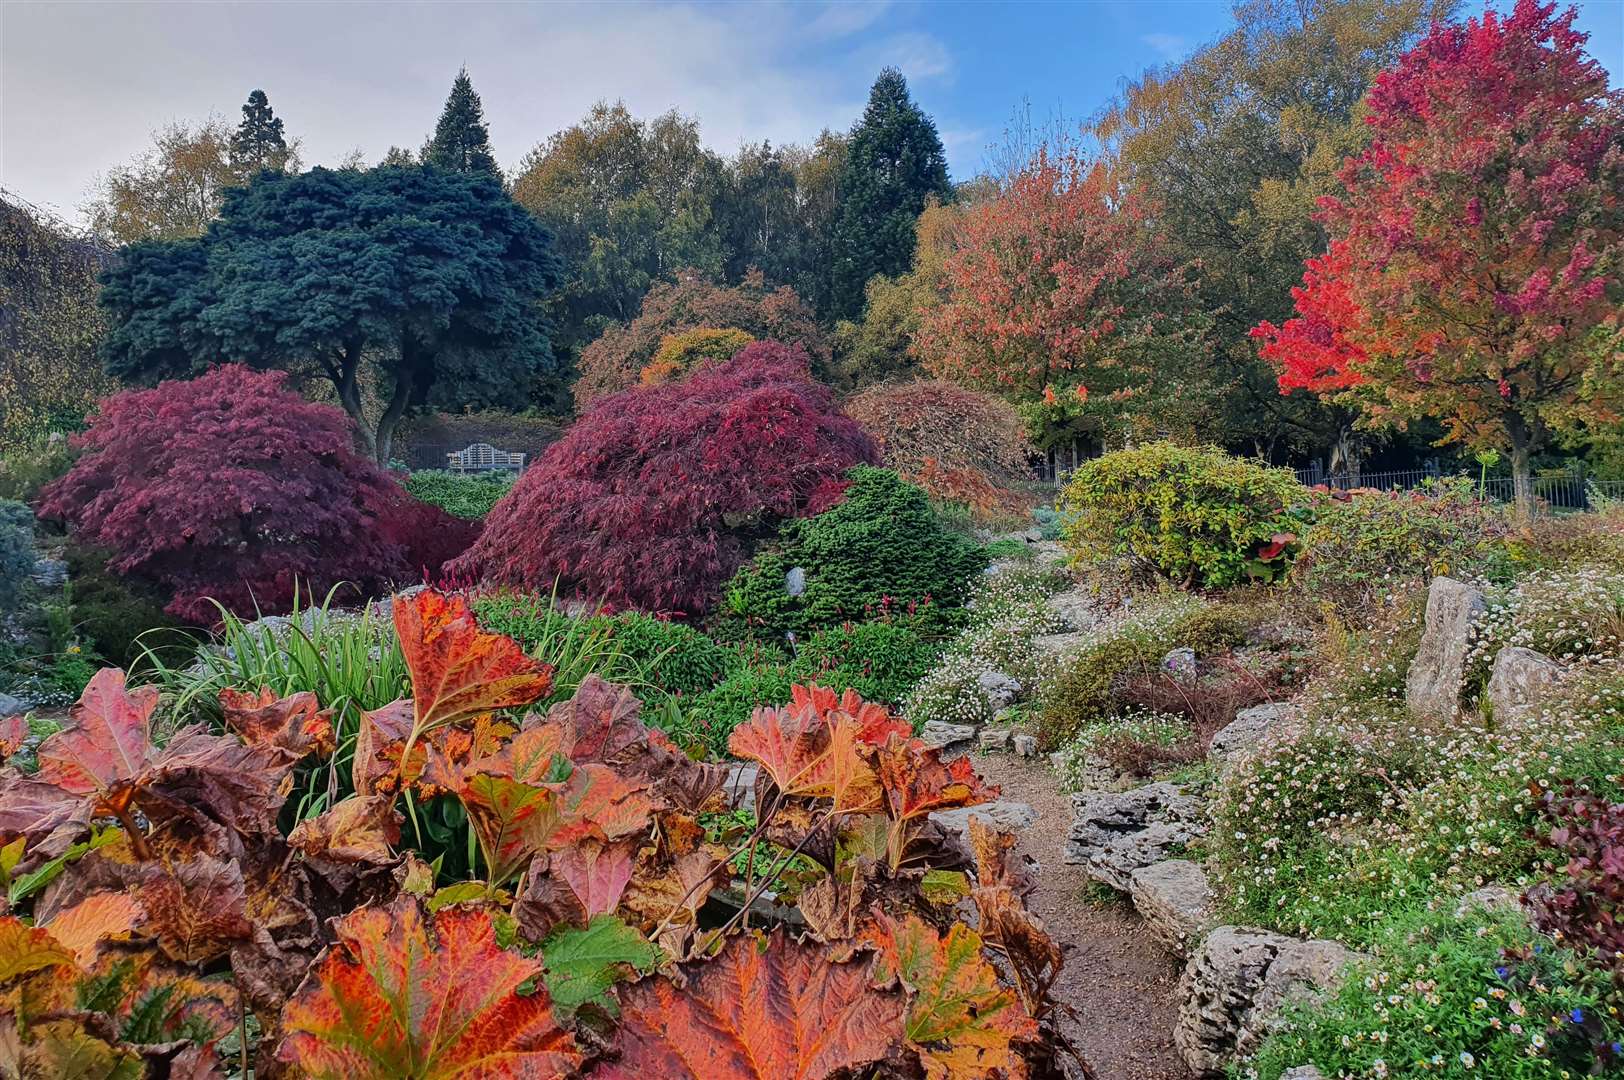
(717, 133), (848, 318)
(1092, 0), (1455, 461)
(573, 270), (829, 407)
(98, 165), (564, 464)
(830, 69), (953, 320)
(423, 67), (500, 176)
(0, 194), (116, 451)
(454, 348), (878, 616)
(228, 89), (294, 177)
(914, 145), (1214, 450)
(35, 366), (447, 621)
(1253, 0), (1624, 517)
(84, 118), (239, 244)
(639, 327), (754, 386)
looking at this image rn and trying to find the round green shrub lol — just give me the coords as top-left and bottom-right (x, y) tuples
(595, 612), (739, 698)
(720, 466), (987, 641)
(786, 621), (939, 706)
(686, 661), (793, 758)
(63, 541), (185, 667)
(1060, 443), (1307, 588)
(402, 469), (516, 520)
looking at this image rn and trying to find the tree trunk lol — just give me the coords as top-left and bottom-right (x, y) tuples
(1506, 413), (1535, 522)
(324, 344), (378, 462)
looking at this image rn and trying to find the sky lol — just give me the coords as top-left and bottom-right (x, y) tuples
(2, 0), (1621, 227)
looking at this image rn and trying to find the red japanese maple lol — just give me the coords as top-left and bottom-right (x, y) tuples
(1254, 0), (1624, 512)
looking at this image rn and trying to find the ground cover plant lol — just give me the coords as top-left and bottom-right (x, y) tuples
(403, 468), (516, 520)
(0, 587), (1078, 1077)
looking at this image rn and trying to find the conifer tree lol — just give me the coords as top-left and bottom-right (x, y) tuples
(229, 89), (292, 177)
(424, 67), (500, 176)
(830, 68), (951, 320)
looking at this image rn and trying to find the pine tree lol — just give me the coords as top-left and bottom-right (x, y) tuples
(830, 68), (952, 320)
(229, 89), (291, 177)
(424, 67), (500, 176)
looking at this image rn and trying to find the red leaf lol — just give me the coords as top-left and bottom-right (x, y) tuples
(394, 589), (554, 734)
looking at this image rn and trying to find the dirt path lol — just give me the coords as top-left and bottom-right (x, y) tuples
(971, 753), (1194, 1080)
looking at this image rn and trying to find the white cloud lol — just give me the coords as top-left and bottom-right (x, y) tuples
(1141, 32), (1191, 62)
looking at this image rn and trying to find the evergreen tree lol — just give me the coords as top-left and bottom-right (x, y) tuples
(424, 67), (500, 176)
(229, 89), (291, 177)
(830, 68), (951, 320)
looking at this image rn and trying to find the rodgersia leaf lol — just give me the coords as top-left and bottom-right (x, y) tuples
(540, 914), (659, 1020)
(593, 931), (906, 1079)
(394, 589), (554, 734)
(278, 894), (579, 1079)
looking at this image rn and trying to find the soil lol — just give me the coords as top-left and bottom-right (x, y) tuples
(970, 752), (1194, 1080)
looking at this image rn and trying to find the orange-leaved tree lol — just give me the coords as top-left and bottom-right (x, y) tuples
(1253, 0), (1624, 517)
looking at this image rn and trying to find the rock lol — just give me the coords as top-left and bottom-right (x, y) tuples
(976, 671), (1022, 710)
(31, 558), (67, 589)
(1130, 860), (1216, 955)
(1486, 646), (1564, 721)
(1455, 884), (1518, 917)
(1162, 646), (1198, 684)
(1067, 781), (1208, 891)
(784, 566), (806, 597)
(1048, 751), (1068, 771)
(1209, 703), (1294, 774)
(919, 721), (977, 750)
(1280, 1068), (1325, 1080)
(1405, 576), (1487, 720)
(1175, 926), (1358, 1077)
(1014, 734), (1038, 758)
(1047, 588), (1102, 633)
(0, 692), (26, 716)
(979, 728), (1013, 752)
(931, 801), (1037, 840)
(724, 764), (759, 811)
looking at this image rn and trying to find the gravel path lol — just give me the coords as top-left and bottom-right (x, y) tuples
(971, 752), (1194, 1080)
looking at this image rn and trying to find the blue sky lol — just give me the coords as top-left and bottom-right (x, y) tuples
(2, 0), (1620, 224)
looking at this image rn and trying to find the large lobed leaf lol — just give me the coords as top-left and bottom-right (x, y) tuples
(395, 589), (555, 734)
(278, 894), (579, 1079)
(593, 931), (906, 1079)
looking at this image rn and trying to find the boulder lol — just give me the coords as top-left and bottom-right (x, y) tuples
(0, 692), (26, 716)
(919, 721), (977, 750)
(1405, 576), (1487, 720)
(1013, 734), (1038, 758)
(1067, 781), (1207, 891)
(1280, 1068), (1325, 1080)
(931, 801), (1037, 841)
(1130, 859), (1215, 956)
(1209, 703), (1294, 774)
(978, 728), (1013, 752)
(723, 764), (759, 811)
(1175, 926), (1358, 1077)
(1047, 588), (1102, 633)
(1486, 646), (1564, 721)
(976, 671), (1022, 710)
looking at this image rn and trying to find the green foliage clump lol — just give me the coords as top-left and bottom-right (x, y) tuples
(1036, 596), (1250, 748)
(62, 542), (184, 667)
(1060, 443), (1307, 588)
(1054, 708), (1194, 793)
(1294, 480), (1512, 615)
(684, 658), (793, 758)
(402, 470), (515, 520)
(722, 466), (986, 641)
(0, 439), (77, 504)
(786, 621), (938, 706)
(0, 500), (34, 612)
(1241, 906), (1624, 1080)
(593, 612), (738, 699)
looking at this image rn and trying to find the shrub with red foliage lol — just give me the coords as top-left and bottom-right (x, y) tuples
(573, 269), (830, 407)
(38, 365), (436, 621)
(456, 349), (879, 615)
(367, 485), (482, 587)
(1527, 783), (1624, 971)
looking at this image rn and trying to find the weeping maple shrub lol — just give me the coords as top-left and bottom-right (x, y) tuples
(455, 347), (879, 615)
(37, 365), (447, 622)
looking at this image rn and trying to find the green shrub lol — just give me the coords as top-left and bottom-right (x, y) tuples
(61, 542), (183, 667)
(1241, 906), (1624, 1080)
(983, 538), (1032, 562)
(1036, 596), (1250, 748)
(685, 660), (793, 757)
(1294, 480), (1512, 615)
(721, 466), (987, 641)
(786, 621), (938, 706)
(0, 500), (34, 612)
(0, 439), (76, 504)
(402, 469), (516, 520)
(593, 612), (738, 699)
(1054, 708), (1193, 793)
(1060, 443), (1307, 588)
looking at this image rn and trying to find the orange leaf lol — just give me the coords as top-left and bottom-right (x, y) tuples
(394, 589), (554, 734)
(219, 687), (335, 759)
(35, 667), (159, 815)
(0, 714), (27, 759)
(728, 700), (880, 813)
(550, 838), (638, 918)
(288, 795), (402, 865)
(43, 892), (143, 968)
(876, 740), (999, 823)
(595, 931), (906, 1079)
(790, 684), (910, 746)
(278, 895), (579, 1079)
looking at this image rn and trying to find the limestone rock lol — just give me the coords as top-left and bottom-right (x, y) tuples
(979, 727), (1013, 752)
(0, 692), (26, 716)
(931, 800), (1037, 840)
(1210, 703), (1294, 775)
(1175, 926), (1358, 1077)
(919, 721), (977, 750)
(976, 670), (1022, 710)
(1486, 646), (1564, 721)
(724, 764), (759, 811)
(1067, 781), (1207, 891)
(1048, 588), (1103, 633)
(1013, 734), (1038, 757)
(1405, 576), (1487, 720)
(1162, 646), (1198, 684)
(1280, 1068), (1325, 1080)
(1130, 859), (1215, 956)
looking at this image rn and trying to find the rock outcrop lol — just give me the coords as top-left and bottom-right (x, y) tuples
(1130, 859), (1216, 956)
(931, 801), (1037, 841)
(919, 721), (977, 750)
(1405, 576), (1487, 720)
(1210, 703), (1294, 777)
(1486, 646), (1563, 721)
(1067, 781), (1207, 891)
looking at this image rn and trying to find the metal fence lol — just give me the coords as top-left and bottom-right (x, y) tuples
(1295, 465), (1623, 513)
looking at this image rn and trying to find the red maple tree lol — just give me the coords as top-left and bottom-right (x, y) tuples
(1254, 0), (1624, 514)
